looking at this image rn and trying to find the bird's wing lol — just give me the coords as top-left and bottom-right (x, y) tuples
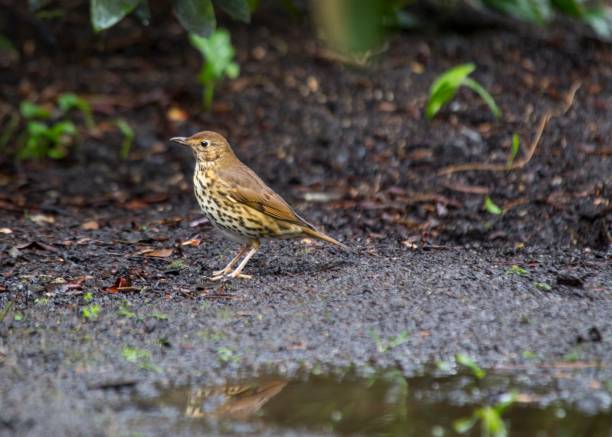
(217, 164), (313, 228)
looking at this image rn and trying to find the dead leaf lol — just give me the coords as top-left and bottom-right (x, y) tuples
(141, 248), (173, 258)
(181, 238), (202, 247)
(0, 228), (12, 234)
(15, 240), (59, 252)
(45, 276), (89, 294)
(30, 214), (55, 225)
(103, 277), (139, 293)
(81, 220), (100, 230)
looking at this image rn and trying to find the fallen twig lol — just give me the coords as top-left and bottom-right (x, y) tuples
(438, 82), (581, 176)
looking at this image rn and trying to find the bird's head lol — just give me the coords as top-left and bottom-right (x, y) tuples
(170, 131), (235, 165)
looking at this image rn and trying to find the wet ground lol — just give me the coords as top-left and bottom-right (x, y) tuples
(1, 5), (611, 436)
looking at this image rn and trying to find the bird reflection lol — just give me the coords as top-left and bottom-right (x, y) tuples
(184, 379), (288, 420)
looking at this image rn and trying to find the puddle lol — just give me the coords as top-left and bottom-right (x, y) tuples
(126, 371), (612, 436)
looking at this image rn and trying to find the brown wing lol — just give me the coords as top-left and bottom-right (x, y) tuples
(217, 164), (314, 229)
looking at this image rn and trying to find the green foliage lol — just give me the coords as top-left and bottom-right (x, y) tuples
(19, 120), (77, 160)
(369, 330), (410, 353)
(427, 63), (501, 120)
(483, 196), (503, 215)
(506, 265), (528, 276)
(58, 93), (95, 129)
(13, 94), (93, 160)
(190, 29), (240, 110)
(86, 0), (252, 36)
(115, 118), (134, 158)
(454, 392), (516, 437)
(217, 346), (239, 363)
(507, 133), (520, 167)
(91, 0), (141, 32)
(82, 304), (101, 320)
(455, 353), (486, 379)
(483, 0), (612, 38)
(122, 346), (162, 371)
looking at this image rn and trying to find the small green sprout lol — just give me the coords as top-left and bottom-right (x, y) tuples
(118, 306), (136, 318)
(534, 282), (552, 291)
(115, 118), (134, 159)
(369, 330), (410, 354)
(121, 346), (161, 372)
(522, 350), (538, 360)
(190, 29), (240, 110)
(507, 133), (520, 167)
(426, 63), (501, 120)
(217, 346), (239, 363)
(82, 304), (101, 320)
(456, 353), (486, 379)
(13, 312), (23, 321)
(483, 196), (503, 215)
(19, 119), (77, 159)
(83, 292), (94, 302)
(58, 93), (94, 128)
(150, 312), (168, 321)
(454, 392), (516, 437)
(506, 265), (528, 276)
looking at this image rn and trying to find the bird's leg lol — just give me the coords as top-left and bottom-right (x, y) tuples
(210, 246), (248, 280)
(227, 240), (260, 279)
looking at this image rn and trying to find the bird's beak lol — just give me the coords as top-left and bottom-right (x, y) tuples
(170, 136), (188, 145)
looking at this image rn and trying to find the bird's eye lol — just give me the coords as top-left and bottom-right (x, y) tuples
(201, 140), (209, 147)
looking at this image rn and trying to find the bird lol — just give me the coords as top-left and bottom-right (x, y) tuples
(170, 131), (347, 280)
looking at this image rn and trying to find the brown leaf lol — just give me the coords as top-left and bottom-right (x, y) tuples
(144, 248), (173, 258)
(15, 240), (60, 252)
(181, 238), (202, 247)
(81, 220), (100, 230)
(103, 276), (139, 293)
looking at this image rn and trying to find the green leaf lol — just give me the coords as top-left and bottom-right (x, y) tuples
(507, 133), (520, 166)
(483, 196), (503, 215)
(20, 101), (50, 119)
(176, 0), (216, 37)
(584, 8), (612, 40)
(480, 406), (507, 437)
(91, 0), (141, 31)
(551, 0), (584, 17)
(58, 93), (95, 128)
(463, 77), (501, 118)
(484, 0), (552, 25)
(426, 63), (475, 119)
(506, 265), (528, 276)
(456, 353), (486, 379)
(26, 121), (49, 137)
(215, 0), (251, 22)
(49, 120), (77, 139)
(134, 0), (151, 25)
(453, 415), (478, 434)
(115, 118), (134, 158)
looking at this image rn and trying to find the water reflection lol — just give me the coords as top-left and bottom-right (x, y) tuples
(183, 380), (288, 420)
(131, 371), (612, 436)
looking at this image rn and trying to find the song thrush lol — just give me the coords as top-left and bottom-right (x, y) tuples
(170, 131), (346, 280)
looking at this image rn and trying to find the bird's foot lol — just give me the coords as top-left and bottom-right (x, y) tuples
(228, 272), (252, 280)
(209, 270), (252, 281)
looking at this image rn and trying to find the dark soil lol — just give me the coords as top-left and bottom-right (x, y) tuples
(0, 6), (611, 436)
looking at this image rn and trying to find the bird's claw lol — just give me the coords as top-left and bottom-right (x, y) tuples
(209, 271), (252, 281)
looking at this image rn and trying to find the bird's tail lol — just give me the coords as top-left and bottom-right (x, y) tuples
(302, 226), (349, 251)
